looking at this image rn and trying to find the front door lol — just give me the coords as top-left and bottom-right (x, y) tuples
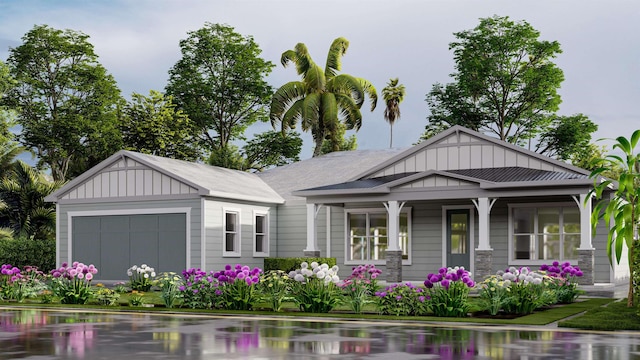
(446, 209), (470, 270)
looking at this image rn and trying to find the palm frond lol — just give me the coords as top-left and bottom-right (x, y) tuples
(321, 92), (338, 131)
(325, 37), (349, 79)
(302, 64), (326, 91)
(335, 93), (363, 130)
(327, 74), (365, 108)
(282, 99), (304, 131)
(359, 78), (378, 112)
(270, 81), (306, 127)
(301, 93), (321, 132)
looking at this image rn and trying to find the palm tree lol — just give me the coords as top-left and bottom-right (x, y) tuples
(382, 78), (406, 148)
(0, 161), (63, 240)
(270, 37), (377, 157)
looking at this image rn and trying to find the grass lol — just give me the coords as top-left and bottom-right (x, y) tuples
(558, 299), (640, 331)
(0, 295), (614, 327)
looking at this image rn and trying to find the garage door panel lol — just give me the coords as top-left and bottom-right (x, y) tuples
(101, 233), (130, 280)
(72, 213), (187, 280)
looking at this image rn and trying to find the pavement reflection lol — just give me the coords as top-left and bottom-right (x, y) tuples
(0, 307), (639, 359)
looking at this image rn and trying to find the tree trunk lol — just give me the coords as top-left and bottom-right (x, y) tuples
(629, 241), (635, 307)
(390, 123), (393, 148)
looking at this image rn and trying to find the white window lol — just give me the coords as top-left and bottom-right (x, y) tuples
(510, 204), (580, 263)
(223, 208), (241, 257)
(253, 211), (269, 257)
(345, 208), (411, 265)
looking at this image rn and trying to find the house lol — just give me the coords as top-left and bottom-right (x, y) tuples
(45, 126), (626, 286)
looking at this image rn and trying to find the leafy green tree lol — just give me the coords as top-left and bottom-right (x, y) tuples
(166, 23), (274, 156)
(120, 90), (200, 161)
(535, 114), (598, 161)
(207, 131), (302, 172)
(270, 37), (377, 157)
(382, 78), (406, 148)
(5, 25), (123, 181)
(0, 161), (62, 240)
(589, 130), (640, 307)
(243, 130), (302, 171)
(423, 16), (566, 146)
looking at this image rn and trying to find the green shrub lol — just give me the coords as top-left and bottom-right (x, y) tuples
(264, 257), (336, 273)
(0, 236), (55, 271)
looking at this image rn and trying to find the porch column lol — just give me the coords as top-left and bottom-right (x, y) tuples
(573, 194), (595, 285)
(304, 203), (322, 257)
(472, 197), (496, 282)
(384, 200), (405, 282)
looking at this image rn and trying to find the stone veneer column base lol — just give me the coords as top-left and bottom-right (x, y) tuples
(303, 250), (321, 257)
(474, 249), (493, 282)
(385, 250), (403, 282)
(577, 249), (595, 285)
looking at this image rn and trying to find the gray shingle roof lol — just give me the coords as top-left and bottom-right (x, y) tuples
(257, 149), (406, 201)
(303, 172), (419, 191)
(446, 167), (589, 182)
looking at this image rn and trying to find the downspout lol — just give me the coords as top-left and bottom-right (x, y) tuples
(326, 206), (331, 257)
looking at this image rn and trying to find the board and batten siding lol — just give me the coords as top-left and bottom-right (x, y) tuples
(60, 157), (199, 200)
(273, 204), (308, 258)
(203, 200), (275, 271)
(371, 132), (568, 178)
(58, 198), (202, 270)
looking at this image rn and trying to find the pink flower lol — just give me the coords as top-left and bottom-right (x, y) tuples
(85, 273), (93, 281)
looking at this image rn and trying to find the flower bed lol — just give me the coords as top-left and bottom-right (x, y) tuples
(0, 261), (585, 318)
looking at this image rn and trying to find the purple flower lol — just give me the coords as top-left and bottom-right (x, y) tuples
(225, 264), (232, 271)
(424, 280), (433, 288)
(215, 289), (222, 295)
(396, 295), (402, 300)
(441, 279), (451, 290)
(552, 261), (559, 267)
(419, 296), (426, 302)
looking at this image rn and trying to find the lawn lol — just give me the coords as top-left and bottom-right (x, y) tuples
(558, 299), (640, 331)
(0, 296), (615, 327)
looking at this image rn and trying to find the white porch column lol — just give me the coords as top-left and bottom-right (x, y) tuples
(575, 193), (594, 250)
(383, 200), (405, 282)
(383, 200), (405, 251)
(304, 203), (322, 256)
(472, 197), (496, 251)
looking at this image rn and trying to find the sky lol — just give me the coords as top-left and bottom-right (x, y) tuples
(0, 0), (638, 160)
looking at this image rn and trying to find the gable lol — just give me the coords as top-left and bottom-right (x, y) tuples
(58, 156), (199, 201)
(365, 127), (587, 179)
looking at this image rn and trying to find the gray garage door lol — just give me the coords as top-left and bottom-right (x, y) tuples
(72, 213), (187, 280)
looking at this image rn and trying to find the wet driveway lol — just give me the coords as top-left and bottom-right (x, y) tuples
(1, 307), (639, 359)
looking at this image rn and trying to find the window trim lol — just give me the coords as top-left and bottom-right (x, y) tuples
(508, 202), (580, 265)
(253, 210), (269, 257)
(344, 207), (412, 266)
(223, 207), (241, 257)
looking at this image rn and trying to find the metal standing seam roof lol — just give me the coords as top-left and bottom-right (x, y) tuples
(445, 167), (589, 182)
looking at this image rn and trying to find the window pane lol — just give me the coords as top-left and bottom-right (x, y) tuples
(563, 208), (580, 233)
(538, 208), (560, 234)
(226, 212), (236, 231)
(513, 208), (534, 233)
(370, 234), (387, 260)
(349, 214), (367, 261)
(255, 235), (264, 253)
(349, 214), (366, 236)
(564, 234), (580, 260)
(538, 234), (560, 260)
(350, 236), (366, 261)
(256, 215), (265, 233)
(514, 234), (532, 259)
(400, 213), (409, 260)
(369, 213), (387, 236)
(225, 233), (235, 252)
(450, 213), (468, 254)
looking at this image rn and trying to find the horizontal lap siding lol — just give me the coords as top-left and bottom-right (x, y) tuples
(594, 218), (614, 283)
(58, 199), (201, 270)
(203, 200), (275, 271)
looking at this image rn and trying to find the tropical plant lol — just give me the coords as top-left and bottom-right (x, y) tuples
(270, 37), (377, 157)
(589, 129), (640, 307)
(423, 267), (475, 317)
(382, 78), (405, 148)
(288, 261), (343, 313)
(0, 161), (62, 240)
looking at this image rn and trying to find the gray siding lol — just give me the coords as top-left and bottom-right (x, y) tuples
(58, 198), (201, 273)
(203, 200), (275, 271)
(372, 132), (572, 178)
(274, 204), (308, 258)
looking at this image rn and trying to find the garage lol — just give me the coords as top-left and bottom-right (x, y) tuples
(71, 213), (186, 280)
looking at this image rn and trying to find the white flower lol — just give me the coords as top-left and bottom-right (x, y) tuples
(524, 275), (533, 283)
(294, 274), (305, 282)
(320, 263), (329, 270)
(131, 265), (138, 271)
(302, 269), (313, 277)
(518, 274), (526, 281)
(288, 271), (297, 278)
(310, 261), (319, 269)
(316, 270), (326, 279)
(331, 275), (340, 283)
(151, 272), (156, 277)
(504, 279), (512, 286)
(533, 278), (542, 285)
(313, 267), (320, 274)
(300, 262), (308, 269)
(144, 273), (149, 278)
(141, 264), (148, 269)
(331, 265), (339, 273)
(508, 266), (517, 274)
(521, 267), (529, 275)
